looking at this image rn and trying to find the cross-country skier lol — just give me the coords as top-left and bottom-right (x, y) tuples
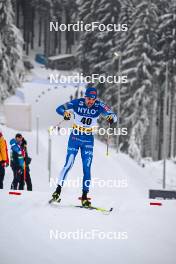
(51, 87), (117, 206)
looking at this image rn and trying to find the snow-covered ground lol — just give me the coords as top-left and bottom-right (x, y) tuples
(1, 62), (176, 264)
(1, 126), (176, 264)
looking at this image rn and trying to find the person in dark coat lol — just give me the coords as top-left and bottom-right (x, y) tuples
(10, 134), (32, 191)
(21, 138), (32, 191)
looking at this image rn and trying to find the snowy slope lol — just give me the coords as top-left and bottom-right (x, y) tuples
(1, 62), (176, 264)
(25, 65), (85, 129)
(1, 125), (176, 264)
(1, 188), (176, 264)
(4, 62), (85, 129)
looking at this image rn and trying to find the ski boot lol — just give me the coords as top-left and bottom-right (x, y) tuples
(51, 185), (62, 203)
(81, 191), (91, 207)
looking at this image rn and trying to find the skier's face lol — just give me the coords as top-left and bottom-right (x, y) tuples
(85, 97), (96, 108)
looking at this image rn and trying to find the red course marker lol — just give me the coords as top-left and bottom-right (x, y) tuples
(9, 192), (22, 196)
(150, 202), (162, 206)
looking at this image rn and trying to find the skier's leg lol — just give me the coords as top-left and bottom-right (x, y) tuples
(18, 174), (24, 190)
(52, 134), (79, 201)
(81, 147), (93, 193)
(10, 171), (15, 189)
(0, 164), (5, 189)
(25, 168), (32, 191)
(11, 170), (18, 190)
(18, 169), (24, 190)
(80, 136), (94, 206)
(57, 134), (79, 187)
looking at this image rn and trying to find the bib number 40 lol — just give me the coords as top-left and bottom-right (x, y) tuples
(81, 117), (92, 125)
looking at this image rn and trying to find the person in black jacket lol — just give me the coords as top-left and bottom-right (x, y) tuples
(10, 134), (32, 191)
(10, 134), (24, 190)
(21, 138), (32, 191)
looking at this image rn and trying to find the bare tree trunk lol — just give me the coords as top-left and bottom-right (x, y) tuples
(54, 31), (58, 54)
(16, 0), (20, 28)
(58, 16), (62, 54)
(65, 7), (73, 54)
(48, 17), (51, 56)
(158, 87), (164, 160)
(44, 18), (48, 55)
(170, 84), (176, 158)
(151, 96), (157, 160)
(31, 7), (35, 50)
(22, 0), (31, 55)
(44, 14), (50, 56)
(38, 17), (42, 47)
(26, 26), (30, 55)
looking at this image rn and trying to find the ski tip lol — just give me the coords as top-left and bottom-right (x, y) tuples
(49, 198), (61, 204)
(48, 199), (53, 204)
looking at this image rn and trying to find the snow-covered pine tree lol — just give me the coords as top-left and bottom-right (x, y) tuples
(119, 0), (159, 160)
(103, 0), (136, 145)
(77, 0), (121, 143)
(76, 0), (95, 76)
(64, 0), (78, 53)
(0, 0), (23, 102)
(142, 0), (169, 160)
(157, 0), (176, 158)
(77, 0), (120, 78)
(89, 0), (120, 74)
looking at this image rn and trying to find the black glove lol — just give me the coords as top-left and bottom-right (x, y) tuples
(106, 115), (114, 124)
(64, 111), (71, 120)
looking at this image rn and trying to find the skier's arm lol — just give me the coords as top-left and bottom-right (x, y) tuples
(56, 99), (77, 116)
(99, 102), (117, 124)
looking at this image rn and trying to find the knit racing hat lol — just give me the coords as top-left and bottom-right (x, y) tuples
(85, 87), (97, 99)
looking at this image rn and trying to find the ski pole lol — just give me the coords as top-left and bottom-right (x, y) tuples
(48, 133), (52, 183)
(56, 119), (65, 127)
(36, 116), (39, 155)
(106, 123), (110, 156)
(48, 119), (65, 135)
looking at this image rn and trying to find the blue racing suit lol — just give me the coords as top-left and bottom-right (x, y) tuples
(56, 98), (117, 193)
